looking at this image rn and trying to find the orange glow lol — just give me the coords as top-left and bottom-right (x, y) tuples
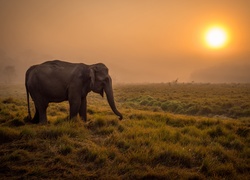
(205, 26), (229, 49)
(0, 1), (249, 83)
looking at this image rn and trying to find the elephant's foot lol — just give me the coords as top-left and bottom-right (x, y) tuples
(38, 117), (48, 124)
(31, 118), (39, 124)
(38, 120), (48, 125)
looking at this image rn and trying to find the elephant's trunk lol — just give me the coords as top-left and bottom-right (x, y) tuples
(104, 77), (123, 120)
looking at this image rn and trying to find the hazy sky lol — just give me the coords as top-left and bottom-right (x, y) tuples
(0, 0), (249, 83)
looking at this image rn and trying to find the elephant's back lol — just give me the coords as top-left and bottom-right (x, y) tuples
(41, 60), (78, 68)
(26, 60), (88, 85)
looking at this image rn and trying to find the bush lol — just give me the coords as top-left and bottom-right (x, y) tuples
(185, 105), (199, 115)
(140, 100), (149, 106)
(161, 102), (169, 111)
(161, 101), (183, 113)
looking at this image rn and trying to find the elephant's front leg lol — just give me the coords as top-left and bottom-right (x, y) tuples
(69, 99), (81, 119)
(79, 97), (87, 121)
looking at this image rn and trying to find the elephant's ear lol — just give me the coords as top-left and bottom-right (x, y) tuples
(90, 68), (95, 89)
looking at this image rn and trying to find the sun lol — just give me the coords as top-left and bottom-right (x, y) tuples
(205, 27), (228, 49)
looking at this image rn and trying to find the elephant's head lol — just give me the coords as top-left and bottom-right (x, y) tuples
(89, 63), (123, 120)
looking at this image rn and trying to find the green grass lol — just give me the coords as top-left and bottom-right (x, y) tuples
(0, 83), (249, 179)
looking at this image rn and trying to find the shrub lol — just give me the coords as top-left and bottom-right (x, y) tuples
(161, 102), (169, 111)
(161, 101), (183, 113)
(140, 100), (149, 106)
(185, 105), (200, 115)
(153, 101), (161, 107)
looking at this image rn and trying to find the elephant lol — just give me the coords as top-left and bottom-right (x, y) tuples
(25, 60), (123, 124)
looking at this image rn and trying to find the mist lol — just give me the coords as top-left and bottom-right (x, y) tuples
(190, 57), (250, 83)
(0, 0), (249, 84)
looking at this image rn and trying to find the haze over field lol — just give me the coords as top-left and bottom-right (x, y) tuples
(0, 0), (249, 83)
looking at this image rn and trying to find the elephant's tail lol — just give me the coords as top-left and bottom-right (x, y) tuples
(25, 83), (32, 120)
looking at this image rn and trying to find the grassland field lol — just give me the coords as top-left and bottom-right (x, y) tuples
(0, 83), (249, 179)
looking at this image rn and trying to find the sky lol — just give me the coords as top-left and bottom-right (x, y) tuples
(0, 0), (249, 83)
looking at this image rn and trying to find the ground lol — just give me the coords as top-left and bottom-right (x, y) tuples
(0, 83), (249, 179)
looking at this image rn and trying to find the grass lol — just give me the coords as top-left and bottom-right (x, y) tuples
(0, 83), (249, 179)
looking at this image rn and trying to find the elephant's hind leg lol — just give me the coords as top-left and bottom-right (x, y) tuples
(34, 100), (48, 124)
(39, 104), (48, 124)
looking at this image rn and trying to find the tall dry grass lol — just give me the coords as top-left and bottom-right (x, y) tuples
(0, 83), (249, 179)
